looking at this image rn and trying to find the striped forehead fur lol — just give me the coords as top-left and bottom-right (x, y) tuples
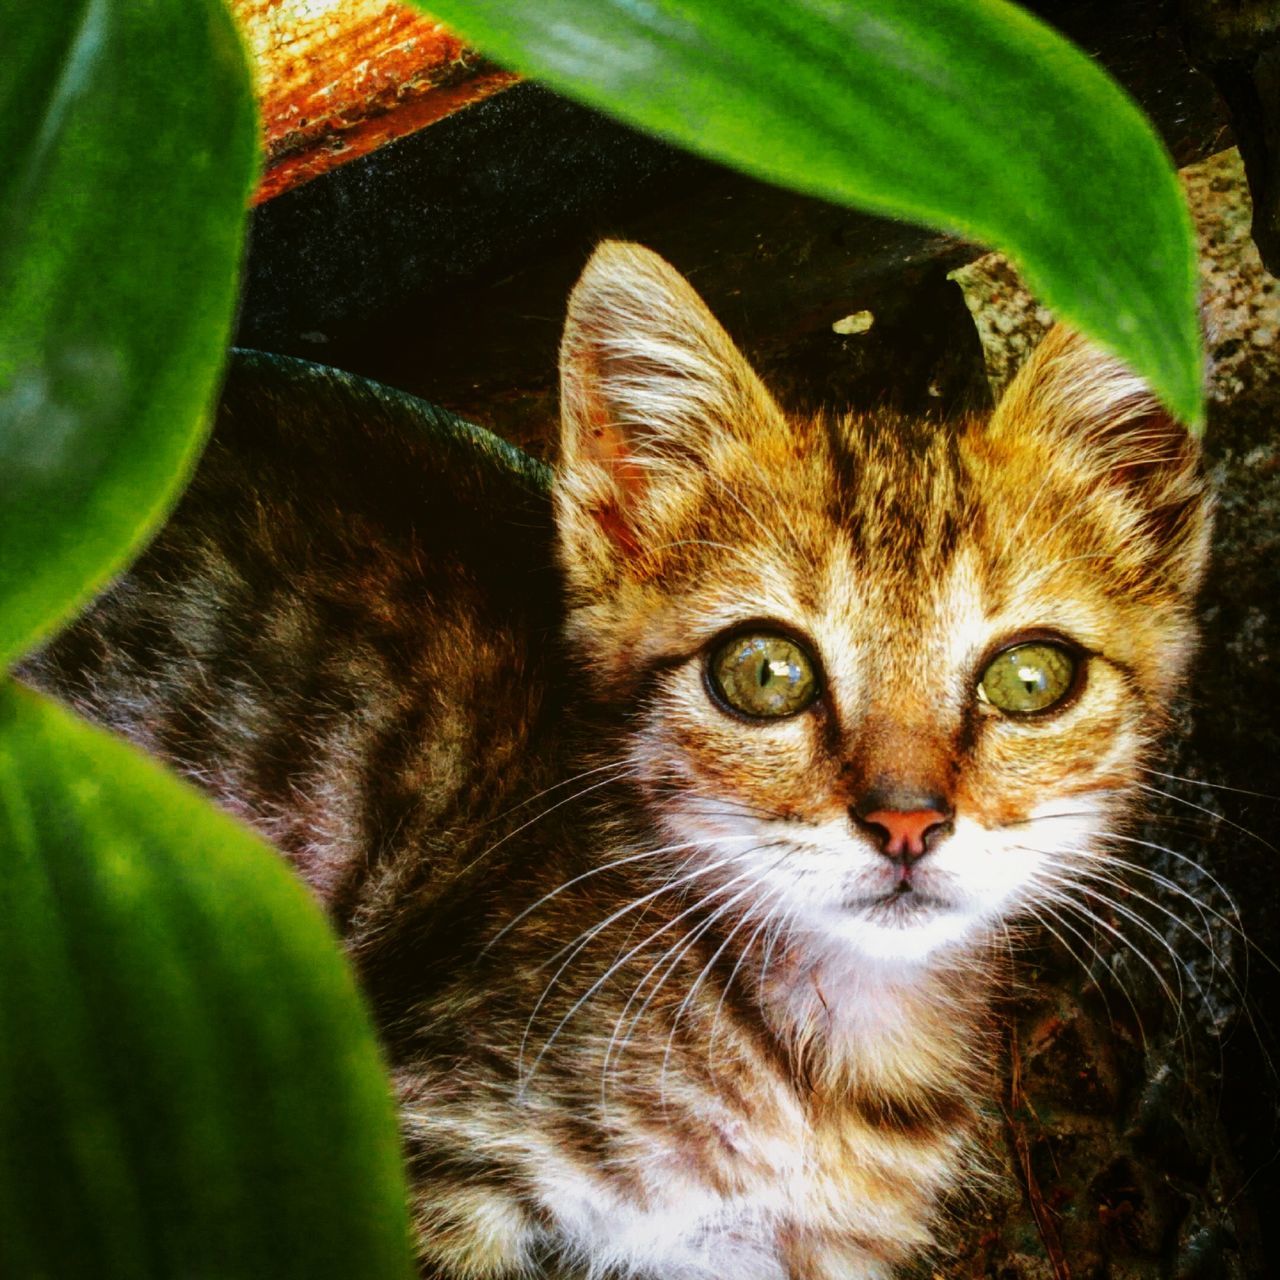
(819, 409), (965, 569)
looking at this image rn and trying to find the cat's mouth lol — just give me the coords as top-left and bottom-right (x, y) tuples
(848, 887), (953, 917)
(824, 884), (977, 963)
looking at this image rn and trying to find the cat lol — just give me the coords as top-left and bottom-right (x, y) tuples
(20, 241), (1213, 1279)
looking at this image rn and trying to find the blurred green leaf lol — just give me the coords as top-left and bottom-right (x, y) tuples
(421, 0), (1203, 428)
(0, 0), (258, 668)
(0, 679), (414, 1278)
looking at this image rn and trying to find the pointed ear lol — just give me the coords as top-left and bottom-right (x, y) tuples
(555, 241), (784, 581)
(988, 325), (1212, 593)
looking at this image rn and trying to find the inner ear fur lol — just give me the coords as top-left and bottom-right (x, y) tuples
(555, 240), (785, 568)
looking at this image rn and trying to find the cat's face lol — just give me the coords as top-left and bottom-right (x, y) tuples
(554, 242), (1211, 970)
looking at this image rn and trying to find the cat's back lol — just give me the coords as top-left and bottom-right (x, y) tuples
(19, 352), (562, 914)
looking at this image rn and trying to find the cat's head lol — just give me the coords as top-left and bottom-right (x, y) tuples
(553, 241), (1212, 970)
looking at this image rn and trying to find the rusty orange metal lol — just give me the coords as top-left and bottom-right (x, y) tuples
(232, 0), (519, 204)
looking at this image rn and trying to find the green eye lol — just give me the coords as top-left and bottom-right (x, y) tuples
(709, 631), (819, 719)
(978, 642), (1078, 714)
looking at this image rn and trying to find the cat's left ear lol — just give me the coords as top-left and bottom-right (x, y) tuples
(555, 240), (784, 578)
(987, 324), (1212, 594)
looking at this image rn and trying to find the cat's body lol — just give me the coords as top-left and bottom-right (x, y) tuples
(20, 244), (1212, 1279)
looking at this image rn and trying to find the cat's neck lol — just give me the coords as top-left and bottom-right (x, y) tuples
(755, 935), (997, 1101)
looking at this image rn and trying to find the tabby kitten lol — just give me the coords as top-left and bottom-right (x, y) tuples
(22, 242), (1212, 1279)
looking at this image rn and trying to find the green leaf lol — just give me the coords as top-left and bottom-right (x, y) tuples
(0, 679), (414, 1279)
(0, 0), (258, 668)
(418, 0), (1203, 429)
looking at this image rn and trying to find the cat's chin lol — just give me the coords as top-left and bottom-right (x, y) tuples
(817, 899), (987, 966)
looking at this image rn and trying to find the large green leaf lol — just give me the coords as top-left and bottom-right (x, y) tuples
(420, 0), (1203, 429)
(0, 679), (414, 1278)
(0, 0), (258, 668)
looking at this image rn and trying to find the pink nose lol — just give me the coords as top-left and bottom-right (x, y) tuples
(860, 809), (951, 861)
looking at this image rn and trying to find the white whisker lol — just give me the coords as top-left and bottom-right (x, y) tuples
(1023, 901), (1149, 1047)
(520, 848), (768, 1088)
(1024, 859), (1191, 1043)
(1141, 766), (1280, 803)
(457, 765), (644, 880)
(1136, 781), (1278, 854)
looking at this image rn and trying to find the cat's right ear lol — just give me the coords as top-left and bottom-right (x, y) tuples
(555, 241), (783, 582)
